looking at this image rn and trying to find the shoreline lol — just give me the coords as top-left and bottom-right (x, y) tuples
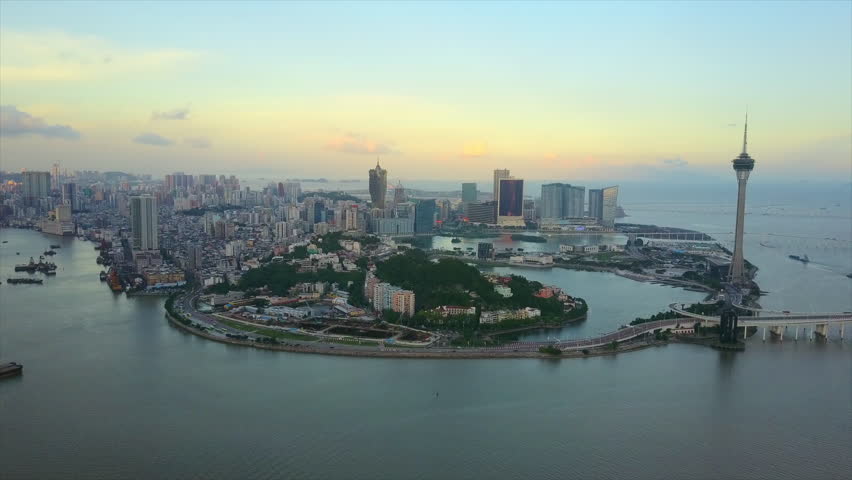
(166, 311), (662, 360)
(434, 254), (717, 292)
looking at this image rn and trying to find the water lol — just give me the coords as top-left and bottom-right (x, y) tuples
(2, 184), (851, 479)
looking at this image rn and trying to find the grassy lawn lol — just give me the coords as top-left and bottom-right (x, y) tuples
(216, 318), (318, 341)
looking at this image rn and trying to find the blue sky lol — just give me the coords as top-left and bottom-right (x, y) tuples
(1, 1), (849, 182)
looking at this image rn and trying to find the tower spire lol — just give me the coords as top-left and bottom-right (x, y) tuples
(742, 111), (748, 154)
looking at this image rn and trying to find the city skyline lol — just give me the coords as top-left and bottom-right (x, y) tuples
(1, 2), (850, 180)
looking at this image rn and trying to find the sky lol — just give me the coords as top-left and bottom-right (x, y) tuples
(0, 1), (850, 184)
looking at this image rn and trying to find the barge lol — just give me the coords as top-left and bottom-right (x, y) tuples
(0, 362), (23, 378)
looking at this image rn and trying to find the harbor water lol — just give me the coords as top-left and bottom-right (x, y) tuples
(1, 184), (850, 480)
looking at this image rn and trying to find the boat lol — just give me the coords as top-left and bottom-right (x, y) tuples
(50, 244), (61, 248)
(451, 238), (462, 243)
(847, 273), (852, 279)
(1, 240), (7, 243)
(43, 250), (57, 256)
(6, 278), (44, 284)
(15, 257), (38, 272)
(0, 362), (23, 379)
(107, 268), (123, 292)
(788, 254), (809, 263)
(44, 270), (56, 276)
(100, 271), (108, 281)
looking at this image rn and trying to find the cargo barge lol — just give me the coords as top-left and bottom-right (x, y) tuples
(0, 362), (23, 379)
(7, 278), (44, 284)
(14, 256), (58, 273)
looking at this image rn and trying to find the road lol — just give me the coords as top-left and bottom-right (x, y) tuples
(174, 289), (694, 355)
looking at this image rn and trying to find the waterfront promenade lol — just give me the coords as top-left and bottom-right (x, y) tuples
(171, 290), (780, 358)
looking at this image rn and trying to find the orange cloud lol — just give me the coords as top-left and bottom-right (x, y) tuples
(326, 132), (394, 154)
(462, 141), (488, 157)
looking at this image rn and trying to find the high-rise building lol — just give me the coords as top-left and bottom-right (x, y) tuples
(414, 199), (436, 233)
(393, 181), (406, 205)
(391, 290), (416, 317)
(187, 245), (204, 271)
(51, 163), (60, 190)
(343, 206), (359, 231)
(542, 183), (585, 220)
(41, 204), (74, 236)
(275, 221), (289, 240)
(567, 186), (585, 218)
(461, 183), (478, 203)
(22, 171), (51, 206)
(130, 195), (159, 250)
(588, 189), (603, 220)
(466, 201), (497, 224)
(493, 169), (510, 204)
(199, 174), (217, 186)
(61, 182), (78, 210)
(373, 282), (401, 311)
(497, 179), (524, 226)
(438, 199), (450, 222)
(729, 116), (755, 285)
(541, 183), (564, 219)
(281, 182), (301, 204)
(369, 160), (388, 208)
(601, 186), (619, 228)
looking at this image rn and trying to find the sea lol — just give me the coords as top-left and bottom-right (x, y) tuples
(1, 181), (850, 480)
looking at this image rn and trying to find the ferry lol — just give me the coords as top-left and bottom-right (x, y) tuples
(0, 362), (23, 379)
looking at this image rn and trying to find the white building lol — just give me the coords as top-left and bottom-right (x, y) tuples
(130, 195), (158, 250)
(494, 284), (513, 297)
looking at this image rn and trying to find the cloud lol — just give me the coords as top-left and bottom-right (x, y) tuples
(0, 105), (81, 139)
(152, 108), (190, 120)
(462, 141), (488, 157)
(327, 132), (394, 154)
(661, 157), (688, 167)
(133, 132), (173, 146)
(0, 30), (199, 83)
(185, 137), (211, 148)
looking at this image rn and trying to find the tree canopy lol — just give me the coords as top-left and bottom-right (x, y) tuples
(373, 249), (567, 316)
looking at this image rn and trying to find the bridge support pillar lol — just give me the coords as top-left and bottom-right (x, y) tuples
(743, 325), (747, 340)
(762, 326), (766, 341)
(840, 323), (844, 341)
(794, 326), (799, 341)
(770, 325), (784, 339)
(814, 323), (828, 339)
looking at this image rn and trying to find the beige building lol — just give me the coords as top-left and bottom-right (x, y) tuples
(391, 290), (415, 317)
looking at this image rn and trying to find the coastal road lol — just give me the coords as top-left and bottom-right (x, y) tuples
(175, 290), (698, 355)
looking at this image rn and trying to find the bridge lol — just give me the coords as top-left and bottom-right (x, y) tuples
(669, 303), (851, 341)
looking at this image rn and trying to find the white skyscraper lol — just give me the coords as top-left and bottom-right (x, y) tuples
(130, 196), (159, 250)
